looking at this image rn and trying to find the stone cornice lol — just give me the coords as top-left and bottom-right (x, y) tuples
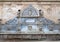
(0, 0), (60, 2)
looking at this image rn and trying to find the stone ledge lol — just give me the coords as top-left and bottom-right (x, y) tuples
(0, 0), (60, 2)
(0, 34), (60, 41)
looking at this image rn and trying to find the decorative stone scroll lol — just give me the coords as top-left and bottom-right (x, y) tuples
(6, 17), (18, 25)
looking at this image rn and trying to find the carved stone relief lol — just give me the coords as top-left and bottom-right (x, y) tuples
(21, 5), (39, 17)
(0, 4), (60, 34)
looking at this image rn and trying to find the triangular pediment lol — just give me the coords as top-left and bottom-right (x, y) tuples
(20, 5), (39, 17)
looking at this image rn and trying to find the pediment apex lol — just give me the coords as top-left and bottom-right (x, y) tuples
(21, 4), (39, 17)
